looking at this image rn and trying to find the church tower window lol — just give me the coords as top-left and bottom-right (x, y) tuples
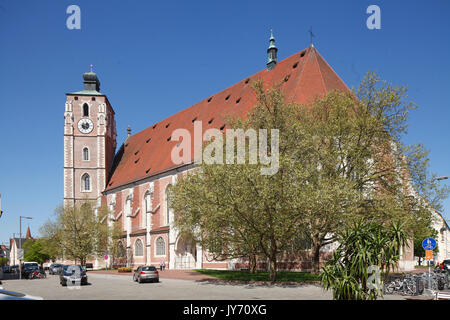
(83, 147), (89, 161)
(83, 103), (89, 117)
(82, 173), (91, 191)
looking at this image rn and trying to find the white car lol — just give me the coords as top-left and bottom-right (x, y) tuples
(0, 288), (43, 300)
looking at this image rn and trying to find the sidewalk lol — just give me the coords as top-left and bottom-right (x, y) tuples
(88, 269), (216, 281)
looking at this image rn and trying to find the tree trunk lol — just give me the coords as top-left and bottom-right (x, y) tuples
(311, 238), (322, 274)
(249, 254), (257, 274)
(268, 256), (277, 282)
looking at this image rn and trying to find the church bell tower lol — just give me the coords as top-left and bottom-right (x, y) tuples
(64, 66), (117, 207)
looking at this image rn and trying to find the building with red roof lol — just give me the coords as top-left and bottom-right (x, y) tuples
(63, 32), (413, 270)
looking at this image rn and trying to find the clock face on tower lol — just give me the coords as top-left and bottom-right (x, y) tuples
(78, 118), (94, 134)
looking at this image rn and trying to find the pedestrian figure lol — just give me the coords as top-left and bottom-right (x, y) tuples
(159, 261), (163, 271)
(162, 260), (166, 270)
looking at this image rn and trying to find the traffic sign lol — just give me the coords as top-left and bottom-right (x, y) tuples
(17, 249), (24, 260)
(425, 250), (433, 260)
(104, 255), (108, 260)
(422, 238), (437, 251)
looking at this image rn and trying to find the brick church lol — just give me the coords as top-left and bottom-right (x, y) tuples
(63, 32), (414, 270)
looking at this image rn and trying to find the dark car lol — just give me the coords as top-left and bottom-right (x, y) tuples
(59, 265), (88, 286)
(133, 265), (159, 283)
(21, 264), (39, 279)
(49, 264), (63, 275)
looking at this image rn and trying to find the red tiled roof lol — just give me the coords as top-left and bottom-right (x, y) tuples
(105, 46), (349, 192)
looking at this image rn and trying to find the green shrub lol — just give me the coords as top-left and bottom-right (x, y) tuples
(118, 267), (132, 273)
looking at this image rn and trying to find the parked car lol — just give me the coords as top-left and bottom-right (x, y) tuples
(133, 265), (159, 283)
(49, 263), (64, 275)
(85, 263), (93, 270)
(9, 265), (19, 274)
(59, 265), (88, 286)
(21, 264), (39, 279)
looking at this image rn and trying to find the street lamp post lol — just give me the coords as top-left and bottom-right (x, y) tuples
(19, 216), (32, 279)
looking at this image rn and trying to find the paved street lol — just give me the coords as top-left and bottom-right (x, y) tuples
(1, 273), (404, 300)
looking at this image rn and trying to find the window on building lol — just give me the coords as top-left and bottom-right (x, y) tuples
(156, 237), (165, 256)
(134, 239), (143, 257)
(165, 185), (173, 225)
(82, 173), (91, 191)
(83, 103), (89, 117)
(143, 191), (152, 227)
(83, 147), (89, 161)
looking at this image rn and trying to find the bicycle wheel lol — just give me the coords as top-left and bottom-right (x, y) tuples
(385, 282), (395, 294)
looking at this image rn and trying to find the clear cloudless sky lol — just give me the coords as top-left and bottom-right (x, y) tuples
(0, 0), (449, 245)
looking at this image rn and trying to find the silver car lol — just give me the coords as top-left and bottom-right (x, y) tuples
(133, 266), (159, 283)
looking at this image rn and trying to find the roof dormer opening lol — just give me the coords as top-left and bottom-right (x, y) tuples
(167, 136), (171, 141)
(207, 97), (213, 103)
(135, 158), (140, 164)
(284, 75), (290, 82)
(236, 98), (241, 104)
(146, 138), (151, 143)
(293, 62), (299, 69)
(145, 168), (151, 174)
(153, 124), (157, 129)
(220, 124), (226, 131)
(208, 118), (214, 124)
(300, 51), (306, 57)
(245, 78), (250, 84)
(134, 150), (139, 156)
(166, 123), (170, 128)
(225, 95), (230, 100)
(192, 117), (197, 122)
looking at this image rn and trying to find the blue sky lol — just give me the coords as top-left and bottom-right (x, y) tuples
(0, 0), (449, 245)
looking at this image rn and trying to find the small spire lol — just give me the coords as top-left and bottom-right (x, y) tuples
(90, 64), (93, 72)
(308, 26), (315, 48)
(127, 125), (131, 137)
(266, 29), (278, 71)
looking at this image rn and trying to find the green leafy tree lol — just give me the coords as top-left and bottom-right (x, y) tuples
(0, 257), (9, 266)
(320, 220), (407, 300)
(170, 72), (446, 281)
(23, 238), (51, 266)
(40, 200), (112, 266)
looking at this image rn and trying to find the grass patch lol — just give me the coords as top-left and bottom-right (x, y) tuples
(195, 269), (319, 282)
(414, 265), (430, 269)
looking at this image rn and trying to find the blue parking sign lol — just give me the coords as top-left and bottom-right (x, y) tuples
(422, 237), (437, 250)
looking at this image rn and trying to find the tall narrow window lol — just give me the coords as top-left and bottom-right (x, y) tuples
(83, 147), (89, 161)
(143, 191), (152, 228)
(134, 239), (143, 257)
(82, 173), (91, 191)
(165, 185), (173, 225)
(156, 237), (165, 256)
(83, 103), (89, 117)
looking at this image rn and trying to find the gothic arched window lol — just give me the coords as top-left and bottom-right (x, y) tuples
(165, 185), (173, 225)
(156, 237), (165, 256)
(83, 147), (89, 161)
(134, 239), (143, 257)
(143, 191), (152, 227)
(83, 103), (89, 117)
(82, 173), (91, 191)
